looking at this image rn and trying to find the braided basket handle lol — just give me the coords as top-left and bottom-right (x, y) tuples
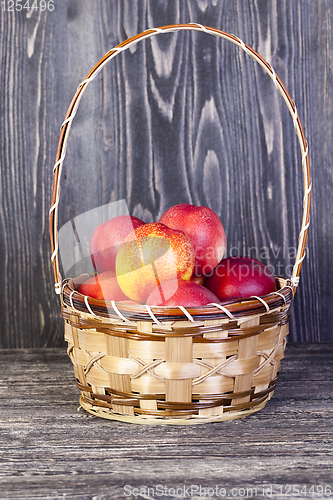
(49, 23), (311, 295)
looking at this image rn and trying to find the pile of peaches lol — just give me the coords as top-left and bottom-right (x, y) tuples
(78, 204), (276, 307)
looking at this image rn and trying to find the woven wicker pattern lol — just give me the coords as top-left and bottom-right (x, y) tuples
(62, 277), (290, 424)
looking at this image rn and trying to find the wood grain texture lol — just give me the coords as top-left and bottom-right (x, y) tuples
(0, 0), (332, 347)
(0, 344), (332, 499)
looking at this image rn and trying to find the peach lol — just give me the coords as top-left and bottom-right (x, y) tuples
(78, 271), (128, 302)
(205, 256), (277, 300)
(159, 203), (226, 276)
(90, 215), (144, 273)
(146, 279), (220, 307)
(115, 222), (195, 302)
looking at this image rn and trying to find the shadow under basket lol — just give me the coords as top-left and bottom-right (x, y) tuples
(62, 276), (292, 425)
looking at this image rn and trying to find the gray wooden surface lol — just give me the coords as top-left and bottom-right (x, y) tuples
(0, 0), (332, 347)
(0, 343), (332, 499)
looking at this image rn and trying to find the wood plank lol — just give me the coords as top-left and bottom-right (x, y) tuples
(0, 344), (332, 499)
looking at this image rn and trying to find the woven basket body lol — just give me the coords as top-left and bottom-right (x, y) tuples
(62, 276), (292, 424)
(50, 25), (311, 424)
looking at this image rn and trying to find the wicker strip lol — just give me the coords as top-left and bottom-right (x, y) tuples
(198, 318), (229, 417)
(232, 317), (259, 406)
(135, 321), (158, 413)
(165, 336), (193, 405)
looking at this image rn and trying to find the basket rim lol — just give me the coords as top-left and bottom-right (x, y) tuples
(62, 274), (292, 324)
(49, 23), (311, 301)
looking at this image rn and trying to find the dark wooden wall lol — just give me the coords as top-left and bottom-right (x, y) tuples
(0, 0), (332, 348)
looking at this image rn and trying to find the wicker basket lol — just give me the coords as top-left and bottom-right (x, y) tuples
(49, 24), (311, 425)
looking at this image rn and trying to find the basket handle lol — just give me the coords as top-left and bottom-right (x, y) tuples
(49, 23), (311, 296)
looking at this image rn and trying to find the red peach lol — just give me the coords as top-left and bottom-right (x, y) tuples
(90, 215), (144, 273)
(159, 203), (226, 276)
(78, 271), (128, 302)
(146, 279), (220, 307)
(205, 256), (277, 300)
(115, 222), (195, 302)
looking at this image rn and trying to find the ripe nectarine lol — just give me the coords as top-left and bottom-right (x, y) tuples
(115, 222), (195, 302)
(146, 279), (220, 307)
(205, 256), (276, 300)
(159, 203), (226, 276)
(90, 215), (144, 273)
(78, 271), (128, 302)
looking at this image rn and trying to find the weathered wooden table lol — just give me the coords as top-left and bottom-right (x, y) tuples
(0, 343), (332, 500)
